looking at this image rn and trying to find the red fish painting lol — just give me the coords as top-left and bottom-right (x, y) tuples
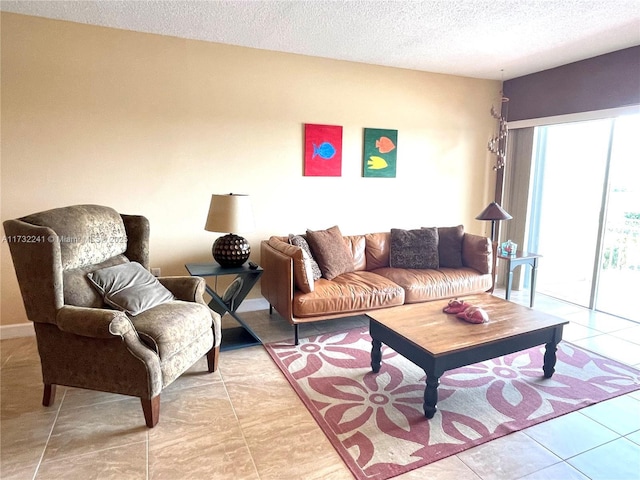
(304, 124), (343, 176)
(375, 136), (396, 153)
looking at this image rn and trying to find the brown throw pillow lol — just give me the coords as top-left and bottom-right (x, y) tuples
(306, 226), (354, 280)
(390, 228), (439, 269)
(436, 225), (464, 268)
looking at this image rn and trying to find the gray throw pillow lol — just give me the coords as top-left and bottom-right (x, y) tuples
(288, 234), (322, 281)
(390, 228), (439, 269)
(87, 261), (175, 316)
(436, 225), (464, 268)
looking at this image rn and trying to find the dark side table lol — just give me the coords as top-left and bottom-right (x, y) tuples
(497, 251), (541, 308)
(185, 263), (263, 351)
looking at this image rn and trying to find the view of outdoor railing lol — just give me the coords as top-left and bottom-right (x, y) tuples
(602, 211), (640, 271)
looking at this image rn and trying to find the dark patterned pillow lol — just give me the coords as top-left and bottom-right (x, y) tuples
(390, 228), (439, 269)
(306, 226), (354, 280)
(288, 234), (322, 281)
(436, 225), (464, 268)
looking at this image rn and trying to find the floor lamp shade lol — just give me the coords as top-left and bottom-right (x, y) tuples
(205, 194), (255, 267)
(475, 202), (512, 242)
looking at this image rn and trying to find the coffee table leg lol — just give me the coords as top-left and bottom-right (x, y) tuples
(424, 375), (439, 418)
(543, 341), (558, 378)
(371, 339), (382, 373)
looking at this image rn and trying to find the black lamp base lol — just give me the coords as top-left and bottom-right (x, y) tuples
(213, 234), (251, 268)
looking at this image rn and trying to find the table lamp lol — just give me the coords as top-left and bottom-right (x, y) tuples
(475, 202), (512, 242)
(205, 193), (255, 267)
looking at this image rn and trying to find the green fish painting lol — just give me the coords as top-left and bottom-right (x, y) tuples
(363, 128), (398, 178)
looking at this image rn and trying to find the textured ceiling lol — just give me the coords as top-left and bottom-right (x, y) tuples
(2, 0), (639, 79)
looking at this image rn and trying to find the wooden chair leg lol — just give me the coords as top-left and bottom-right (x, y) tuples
(141, 395), (160, 428)
(207, 345), (220, 373)
(42, 384), (56, 406)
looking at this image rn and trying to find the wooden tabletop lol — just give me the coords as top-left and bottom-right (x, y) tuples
(366, 294), (568, 357)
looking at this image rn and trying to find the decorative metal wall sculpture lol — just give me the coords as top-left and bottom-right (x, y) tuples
(488, 93), (509, 170)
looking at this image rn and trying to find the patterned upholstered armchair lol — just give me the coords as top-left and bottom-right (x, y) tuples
(3, 205), (221, 427)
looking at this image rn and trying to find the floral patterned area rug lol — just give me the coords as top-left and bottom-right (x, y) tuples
(265, 326), (640, 480)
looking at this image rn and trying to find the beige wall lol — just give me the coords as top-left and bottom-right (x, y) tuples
(1, 12), (499, 327)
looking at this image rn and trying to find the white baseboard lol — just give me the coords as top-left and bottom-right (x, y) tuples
(0, 298), (270, 340)
(0, 322), (35, 340)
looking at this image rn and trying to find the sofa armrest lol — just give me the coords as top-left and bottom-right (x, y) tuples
(261, 239), (295, 324)
(462, 233), (492, 275)
(157, 276), (206, 302)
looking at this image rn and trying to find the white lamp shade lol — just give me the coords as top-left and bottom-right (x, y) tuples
(204, 194), (255, 233)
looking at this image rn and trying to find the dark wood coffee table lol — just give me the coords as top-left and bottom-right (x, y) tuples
(367, 294), (569, 419)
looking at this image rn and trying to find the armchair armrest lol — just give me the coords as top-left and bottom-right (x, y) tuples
(56, 305), (132, 338)
(57, 305), (161, 359)
(158, 276), (222, 348)
(157, 276), (206, 303)
(56, 304), (163, 399)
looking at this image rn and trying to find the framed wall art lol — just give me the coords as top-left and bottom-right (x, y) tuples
(304, 124), (343, 176)
(363, 128), (397, 178)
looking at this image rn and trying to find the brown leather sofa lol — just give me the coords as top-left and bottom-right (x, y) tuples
(261, 230), (493, 343)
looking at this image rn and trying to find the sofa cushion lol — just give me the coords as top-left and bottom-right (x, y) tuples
(344, 235), (367, 271)
(292, 271), (405, 318)
(462, 233), (492, 274)
(87, 261), (175, 316)
(437, 225), (464, 268)
(306, 226), (354, 280)
(372, 267), (492, 303)
(288, 234), (322, 280)
(390, 228), (439, 269)
(365, 232), (390, 270)
(131, 300), (212, 361)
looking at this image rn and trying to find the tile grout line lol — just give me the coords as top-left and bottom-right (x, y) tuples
(31, 387), (66, 480)
(218, 367), (262, 479)
(519, 411), (616, 478)
(146, 428), (150, 480)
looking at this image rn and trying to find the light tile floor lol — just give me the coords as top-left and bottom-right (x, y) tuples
(2, 289), (640, 480)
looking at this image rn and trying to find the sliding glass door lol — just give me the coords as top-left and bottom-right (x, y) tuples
(594, 115), (640, 321)
(528, 114), (640, 322)
(529, 119), (610, 307)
